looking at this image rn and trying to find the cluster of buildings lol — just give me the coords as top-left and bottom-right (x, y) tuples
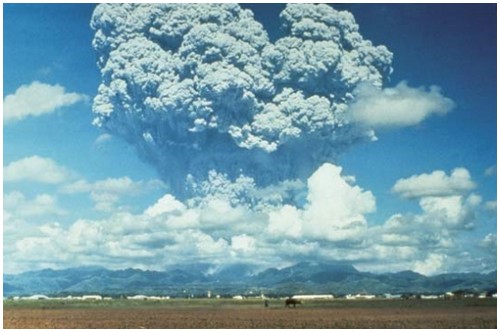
(349, 291), (498, 300)
(11, 295), (112, 301)
(234, 292), (497, 300)
(125, 295), (171, 300)
(9, 294), (171, 301)
(8, 290), (497, 301)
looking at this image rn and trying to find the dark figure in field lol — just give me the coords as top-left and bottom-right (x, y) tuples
(285, 298), (301, 308)
(264, 299), (269, 308)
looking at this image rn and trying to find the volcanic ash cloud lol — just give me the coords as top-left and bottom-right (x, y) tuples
(90, 3), (393, 198)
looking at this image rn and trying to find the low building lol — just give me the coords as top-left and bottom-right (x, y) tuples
(232, 295), (244, 300)
(127, 295), (148, 300)
(421, 295), (439, 300)
(292, 294), (334, 300)
(384, 294), (401, 299)
(346, 294), (376, 300)
(21, 294), (49, 300)
(82, 295), (102, 300)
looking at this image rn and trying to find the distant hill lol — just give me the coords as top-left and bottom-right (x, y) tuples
(3, 262), (496, 297)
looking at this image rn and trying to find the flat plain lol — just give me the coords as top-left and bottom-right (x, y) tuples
(3, 298), (496, 329)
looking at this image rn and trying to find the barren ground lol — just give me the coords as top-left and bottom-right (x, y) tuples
(4, 298), (496, 329)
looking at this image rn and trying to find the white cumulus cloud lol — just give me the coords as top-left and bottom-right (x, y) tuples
(480, 233), (497, 252)
(268, 205), (303, 238)
(484, 200), (497, 212)
(231, 234), (257, 254)
(62, 177), (156, 195)
(348, 81), (454, 128)
(267, 163), (375, 241)
(3, 162), (491, 274)
(419, 194), (481, 229)
(392, 167), (476, 199)
(4, 81), (87, 122)
(305, 163), (375, 228)
(413, 253), (445, 276)
(144, 194), (186, 218)
(4, 155), (74, 184)
(4, 191), (66, 217)
(62, 177), (164, 212)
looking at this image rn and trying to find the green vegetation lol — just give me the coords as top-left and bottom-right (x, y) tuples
(3, 298), (267, 310)
(4, 297), (496, 310)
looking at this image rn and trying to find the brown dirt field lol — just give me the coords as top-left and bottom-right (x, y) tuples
(4, 306), (497, 329)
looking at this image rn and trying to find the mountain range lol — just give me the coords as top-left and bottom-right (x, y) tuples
(4, 261), (496, 297)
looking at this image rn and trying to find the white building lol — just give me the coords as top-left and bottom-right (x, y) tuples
(82, 295), (102, 300)
(292, 294), (334, 300)
(127, 295), (148, 300)
(232, 295), (244, 300)
(346, 294), (376, 300)
(421, 295), (439, 300)
(21, 294), (49, 300)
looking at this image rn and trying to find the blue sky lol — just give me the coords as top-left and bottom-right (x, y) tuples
(3, 3), (497, 275)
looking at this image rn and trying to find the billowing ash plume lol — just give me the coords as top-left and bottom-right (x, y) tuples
(91, 4), (393, 198)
